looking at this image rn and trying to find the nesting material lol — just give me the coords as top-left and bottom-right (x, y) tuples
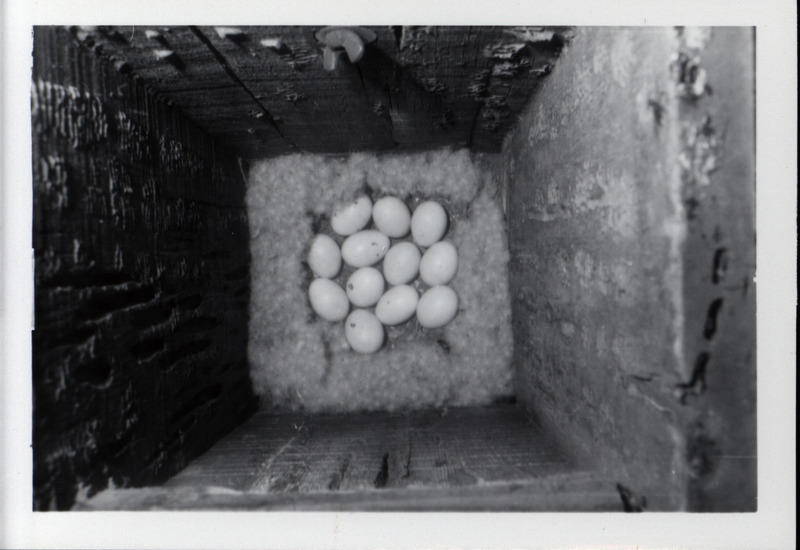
(247, 149), (513, 412)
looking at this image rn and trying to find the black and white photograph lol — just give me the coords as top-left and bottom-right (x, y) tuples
(1, 1), (796, 549)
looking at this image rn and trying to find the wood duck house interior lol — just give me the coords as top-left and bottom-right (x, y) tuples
(31, 25), (756, 512)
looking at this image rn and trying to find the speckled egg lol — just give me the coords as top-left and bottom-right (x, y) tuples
(411, 200), (448, 247)
(372, 196), (411, 238)
(307, 234), (342, 278)
(375, 284), (419, 326)
(308, 278), (350, 322)
(345, 309), (385, 354)
(416, 285), (458, 328)
(341, 230), (391, 268)
(331, 194), (372, 236)
(419, 240), (458, 285)
(346, 267), (385, 308)
(382, 241), (421, 285)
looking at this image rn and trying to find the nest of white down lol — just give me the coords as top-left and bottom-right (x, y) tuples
(247, 149), (513, 413)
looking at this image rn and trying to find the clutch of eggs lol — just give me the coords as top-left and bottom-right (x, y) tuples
(307, 195), (459, 354)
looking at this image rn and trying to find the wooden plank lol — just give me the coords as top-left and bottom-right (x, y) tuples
(66, 25), (291, 155)
(195, 25), (398, 154)
(163, 404), (574, 495)
(68, 25), (569, 158)
(162, 410), (408, 492)
(31, 26), (258, 510)
(391, 26), (568, 152)
(394, 407), (569, 489)
(390, 26), (489, 149)
(76, 471), (624, 511)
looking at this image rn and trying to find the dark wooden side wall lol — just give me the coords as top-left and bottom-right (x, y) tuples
(32, 26), (257, 510)
(505, 27), (756, 510)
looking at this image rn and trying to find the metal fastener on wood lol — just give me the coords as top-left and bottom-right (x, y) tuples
(315, 26), (377, 71)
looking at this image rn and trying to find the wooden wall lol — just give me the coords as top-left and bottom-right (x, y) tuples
(63, 26), (569, 158)
(676, 27), (756, 512)
(31, 24), (757, 512)
(504, 27), (756, 510)
(32, 27), (257, 510)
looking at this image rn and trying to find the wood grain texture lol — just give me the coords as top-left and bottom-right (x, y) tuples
(674, 27), (756, 512)
(162, 404), (573, 494)
(78, 405), (627, 511)
(32, 26), (257, 510)
(76, 472), (622, 511)
(59, 25), (570, 158)
(505, 27), (691, 510)
(504, 27), (756, 511)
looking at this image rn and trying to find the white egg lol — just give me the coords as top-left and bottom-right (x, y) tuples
(307, 234), (341, 278)
(419, 240), (458, 286)
(331, 195), (373, 236)
(375, 285), (419, 326)
(346, 267), (385, 307)
(345, 309), (384, 354)
(382, 242), (421, 285)
(308, 278), (349, 322)
(411, 201), (448, 247)
(341, 230), (390, 268)
(372, 196), (411, 238)
(416, 285), (458, 328)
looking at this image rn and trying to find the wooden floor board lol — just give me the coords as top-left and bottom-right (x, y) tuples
(78, 472), (623, 511)
(163, 404), (574, 494)
(78, 404), (630, 511)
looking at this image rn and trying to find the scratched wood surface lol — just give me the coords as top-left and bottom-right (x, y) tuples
(77, 471), (622, 511)
(161, 404), (573, 494)
(31, 26), (258, 510)
(78, 405), (627, 511)
(57, 26), (571, 158)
